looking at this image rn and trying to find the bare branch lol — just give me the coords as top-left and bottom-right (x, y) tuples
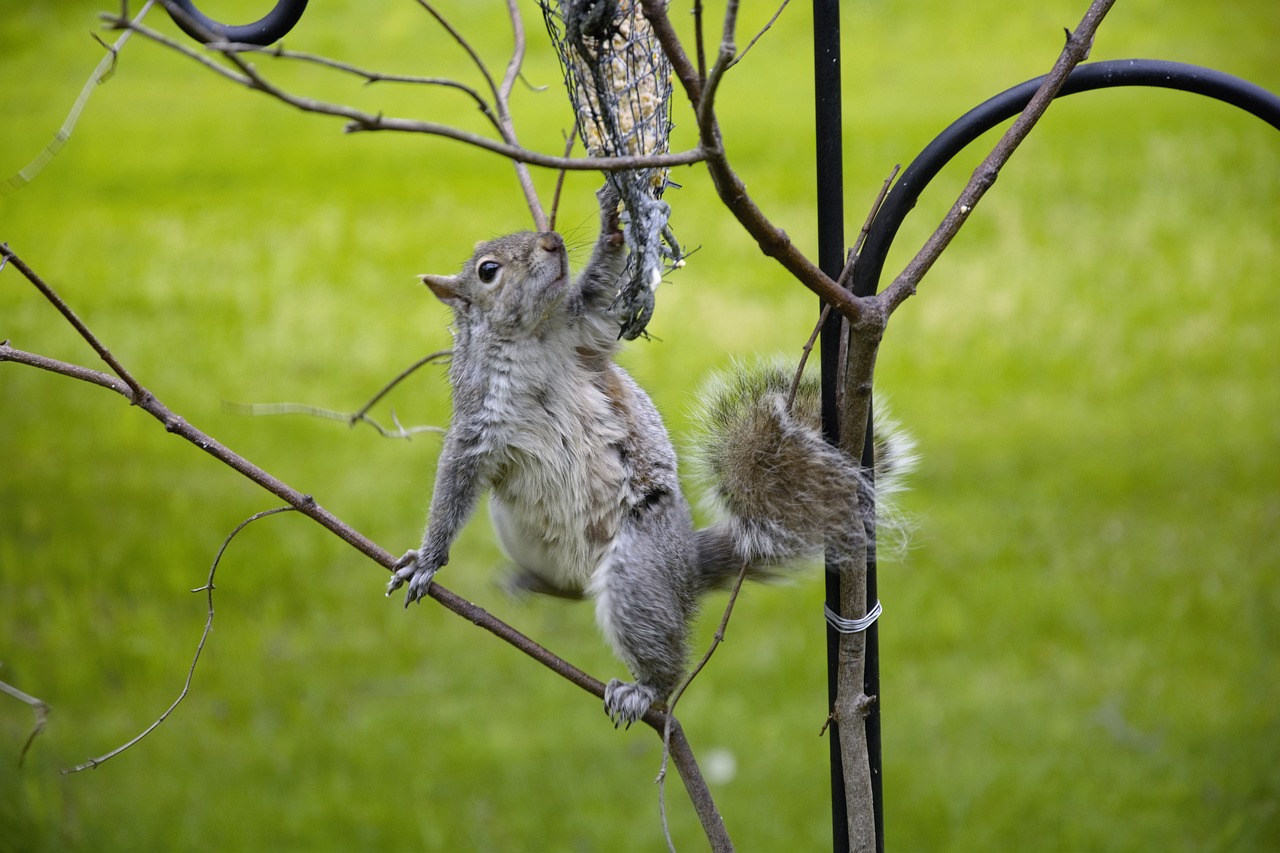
(413, 0), (500, 100)
(496, 0), (547, 228)
(3, 1), (156, 194)
(103, 11), (705, 173)
(639, 1), (867, 325)
(63, 507), (296, 774)
(223, 350), (451, 439)
(727, 0), (792, 70)
(878, 0), (1118, 315)
(696, 0), (737, 141)
(788, 160), (896, 408)
(548, 125), (579, 231)
(693, 0), (707, 85)
(639, 0), (704, 109)
(658, 561), (750, 851)
(1, 243), (145, 401)
(348, 349), (451, 424)
(406, 0), (546, 225)
(222, 42), (503, 132)
(0, 343), (129, 395)
(660, 718), (735, 852)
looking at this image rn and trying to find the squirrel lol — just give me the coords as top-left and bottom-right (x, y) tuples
(387, 186), (914, 727)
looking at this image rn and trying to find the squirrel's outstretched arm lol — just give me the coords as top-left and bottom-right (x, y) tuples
(576, 184), (628, 310)
(388, 414), (493, 604)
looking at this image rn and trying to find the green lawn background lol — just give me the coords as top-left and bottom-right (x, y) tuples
(2, 1), (1277, 850)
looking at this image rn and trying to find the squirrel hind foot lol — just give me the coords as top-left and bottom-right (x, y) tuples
(603, 679), (662, 729)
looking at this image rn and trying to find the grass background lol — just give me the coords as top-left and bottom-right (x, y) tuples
(2, 0), (1278, 849)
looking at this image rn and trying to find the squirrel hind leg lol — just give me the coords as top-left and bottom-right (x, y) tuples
(591, 566), (691, 726)
(589, 513), (698, 727)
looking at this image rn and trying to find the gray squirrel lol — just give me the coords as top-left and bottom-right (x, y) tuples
(387, 187), (913, 727)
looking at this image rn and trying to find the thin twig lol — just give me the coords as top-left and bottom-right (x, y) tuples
(350, 350), (451, 423)
(728, 0), (792, 70)
(548, 125), (579, 232)
(3, 1), (156, 194)
(0, 678), (50, 768)
(787, 164), (897, 408)
(854, 165), (901, 262)
(222, 42), (502, 132)
(657, 561), (751, 852)
(1, 244), (145, 402)
(693, 0), (707, 86)
(223, 350), (452, 438)
(63, 507), (296, 773)
(696, 0), (738, 142)
(639, 0), (704, 108)
(658, 717), (735, 852)
(406, 0), (545, 226)
(496, 0), (548, 228)
(878, 0), (1118, 315)
(413, 0), (500, 101)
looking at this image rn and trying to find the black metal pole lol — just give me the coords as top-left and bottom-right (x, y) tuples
(813, 3), (865, 852)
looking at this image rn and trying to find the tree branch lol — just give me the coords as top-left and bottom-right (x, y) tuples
(411, 0), (547, 226)
(221, 42), (504, 133)
(1, 244), (726, 844)
(103, 11), (706, 173)
(877, 0), (1118, 315)
(493, 0), (548, 228)
(640, 0), (867, 325)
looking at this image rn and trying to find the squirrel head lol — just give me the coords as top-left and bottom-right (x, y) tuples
(422, 231), (570, 333)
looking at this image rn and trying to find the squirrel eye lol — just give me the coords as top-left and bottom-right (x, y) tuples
(477, 260), (501, 284)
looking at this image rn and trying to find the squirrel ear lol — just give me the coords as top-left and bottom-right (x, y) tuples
(421, 273), (465, 306)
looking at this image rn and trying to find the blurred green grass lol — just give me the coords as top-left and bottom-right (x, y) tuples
(2, 0), (1278, 850)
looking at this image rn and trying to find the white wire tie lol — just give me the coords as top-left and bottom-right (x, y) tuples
(824, 600), (883, 634)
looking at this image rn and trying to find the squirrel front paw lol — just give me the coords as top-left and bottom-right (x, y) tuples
(596, 183), (623, 238)
(603, 679), (661, 729)
(386, 549), (442, 607)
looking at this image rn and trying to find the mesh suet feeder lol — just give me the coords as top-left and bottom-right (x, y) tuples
(542, 0), (683, 340)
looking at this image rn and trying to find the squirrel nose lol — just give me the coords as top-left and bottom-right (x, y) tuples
(537, 232), (564, 254)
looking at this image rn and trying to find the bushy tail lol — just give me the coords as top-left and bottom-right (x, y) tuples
(690, 361), (915, 593)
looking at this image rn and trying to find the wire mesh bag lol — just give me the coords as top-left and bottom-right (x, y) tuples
(542, 0), (682, 339)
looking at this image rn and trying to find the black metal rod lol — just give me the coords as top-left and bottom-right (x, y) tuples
(813, 2), (866, 852)
(165, 0), (310, 45)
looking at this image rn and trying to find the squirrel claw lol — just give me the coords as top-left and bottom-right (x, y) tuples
(603, 679), (659, 729)
(387, 549), (437, 606)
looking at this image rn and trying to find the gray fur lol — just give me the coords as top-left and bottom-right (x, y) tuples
(388, 189), (913, 727)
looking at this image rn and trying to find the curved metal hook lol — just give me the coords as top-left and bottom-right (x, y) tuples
(852, 59), (1280, 298)
(165, 0), (309, 46)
